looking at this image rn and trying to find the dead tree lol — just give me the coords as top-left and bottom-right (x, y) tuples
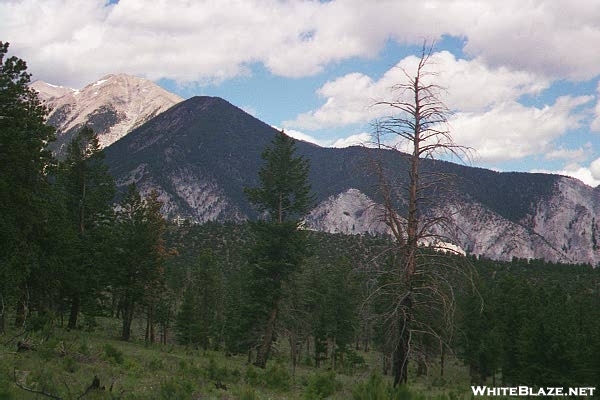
(370, 42), (474, 387)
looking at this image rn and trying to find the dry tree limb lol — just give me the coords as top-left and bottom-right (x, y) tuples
(13, 367), (63, 399)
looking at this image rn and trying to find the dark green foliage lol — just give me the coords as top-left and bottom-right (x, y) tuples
(303, 370), (341, 399)
(56, 126), (115, 329)
(175, 251), (223, 349)
(175, 289), (202, 346)
(112, 184), (168, 341)
(242, 132), (314, 368)
(245, 130), (314, 222)
(244, 363), (291, 390)
(299, 257), (360, 368)
(103, 343), (124, 364)
(157, 378), (194, 399)
(352, 373), (409, 400)
(457, 257), (600, 387)
(0, 41), (57, 329)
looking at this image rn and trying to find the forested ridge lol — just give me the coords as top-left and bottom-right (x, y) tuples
(2, 41), (599, 398)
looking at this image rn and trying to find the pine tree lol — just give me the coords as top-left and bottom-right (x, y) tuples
(175, 250), (222, 349)
(113, 185), (167, 341)
(58, 126), (115, 329)
(243, 130), (314, 368)
(0, 41), (56, 329)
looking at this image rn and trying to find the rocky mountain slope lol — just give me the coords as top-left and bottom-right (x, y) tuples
(99, 93), (600, 265)
(31, 74), (182, 155)
(34, 73), (597, 265)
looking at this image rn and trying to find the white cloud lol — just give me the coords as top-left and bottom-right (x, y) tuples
(272, 126), (325, 147)
(330, 132), (373, 148)
(544, 145), (591, 163)
(3, 0), (600, 87)
(287, 51), (550, 130)
(449, 96), (593, 163)
(277, 127), (373, 149)
(590, 82), (600, 133)
(588, 158), (600, 181)
(533, 160), (600, 188)
(461, 0), (600, 80)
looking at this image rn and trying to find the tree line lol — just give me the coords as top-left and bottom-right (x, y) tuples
(0, 41), (168, 343)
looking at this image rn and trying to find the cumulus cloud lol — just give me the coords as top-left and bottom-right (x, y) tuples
(544, 145), (591, 163)
(3, 0), (600, 87)
(287, 51), (550, 130)
(449, 96), (593, 163)
(591, 82), (600, 133)
(533, 160), (600, 188)
(273, 125), (373, 149)
(271, 126), (325, 147)
(4, 0), (600, 170)
(461, 0), (600, 80)
(330, 132), (373, 148)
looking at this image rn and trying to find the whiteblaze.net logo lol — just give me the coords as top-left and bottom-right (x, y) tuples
(471, 386), (596, 397)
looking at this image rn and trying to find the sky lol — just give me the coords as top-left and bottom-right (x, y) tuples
(3, 0), (600, 186)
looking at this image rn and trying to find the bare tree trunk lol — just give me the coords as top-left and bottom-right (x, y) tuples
(440, 339), (445, 378)
(0, 294), (5, 334)
(14, 289), (28, 328)
(383, 352), (391, 375)
(393, 294), (412, 387)
(145, 305), (155, 344)
(254, 301), (279, 369)
(67, 294), (80, 330)
(161, 322), (168, 345)
(289, 331), (297, 375)
(121, 300), (135, 341)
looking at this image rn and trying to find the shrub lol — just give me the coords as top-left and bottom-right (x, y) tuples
(238, 386), (260, 400)
(304, 370), (341, 399)
(205, 357), (232, 382)
(245, 365), (261, 386)
(352, 373), (415, 400)
(245, 363), (290, 390)
(62, 356), (78, 373)
(263, 362), (290, 390)
(158, 378), (194, 399)
(103, 343), (124, 365)
(147, 357), (164, 371)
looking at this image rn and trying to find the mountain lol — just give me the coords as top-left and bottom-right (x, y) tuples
(102, 94), (600, 265)
(31, 74), (182, 155)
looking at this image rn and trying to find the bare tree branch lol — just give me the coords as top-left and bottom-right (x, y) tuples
(366, 40), (477, 387)
(13, 368), (63, 400)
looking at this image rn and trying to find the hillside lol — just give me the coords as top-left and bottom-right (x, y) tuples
(102, 94), (599, 264)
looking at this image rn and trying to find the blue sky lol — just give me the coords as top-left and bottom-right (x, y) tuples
(3, 1), (600, 186)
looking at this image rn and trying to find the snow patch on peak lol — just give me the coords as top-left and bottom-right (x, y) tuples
(30, 80), (75, 101)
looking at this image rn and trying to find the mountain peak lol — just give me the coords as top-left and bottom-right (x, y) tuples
(85, 73), (159, 90)
(30, 80), (75, 101)
(35, 73), (183, 153)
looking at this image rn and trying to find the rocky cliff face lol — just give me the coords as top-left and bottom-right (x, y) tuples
(305, 188), (389, 235)
(31, 74), (182, 155)
(305, 177), (600, 265)
(524, 176), (600, 264)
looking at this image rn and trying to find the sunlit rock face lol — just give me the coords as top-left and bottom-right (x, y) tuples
(31, 74), (182, 155)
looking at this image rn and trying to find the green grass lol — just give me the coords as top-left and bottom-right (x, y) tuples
(0, 317), (475, 399)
